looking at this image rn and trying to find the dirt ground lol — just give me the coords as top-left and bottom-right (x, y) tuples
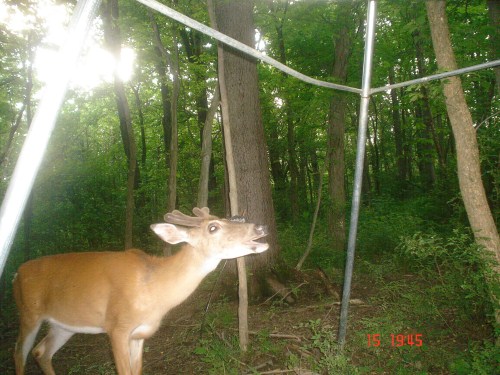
(0, 269), (361, 375)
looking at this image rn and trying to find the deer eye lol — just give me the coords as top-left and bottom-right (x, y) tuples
(208, 223), (220, 234)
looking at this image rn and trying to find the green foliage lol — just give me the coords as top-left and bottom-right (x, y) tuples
(292, 319), (359, 374)
(194, 335), (241, 375)
(356, 197), (427, 257)
(396, 229), (498, 320)
(450, 341), (500, 375)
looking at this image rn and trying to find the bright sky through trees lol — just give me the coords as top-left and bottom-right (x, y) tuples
(0, 0), (136, 91)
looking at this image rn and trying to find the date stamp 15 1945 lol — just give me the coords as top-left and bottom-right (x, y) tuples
(366, 334), (423, 347)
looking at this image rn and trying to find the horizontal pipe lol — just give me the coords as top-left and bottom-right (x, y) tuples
(371, 60), (500, 94)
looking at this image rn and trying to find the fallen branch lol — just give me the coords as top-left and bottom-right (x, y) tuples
(228, 327), (303, 342)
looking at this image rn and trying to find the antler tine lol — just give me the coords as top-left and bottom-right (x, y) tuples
(164, 209), (205, 227)
(192, 207), (213, 218)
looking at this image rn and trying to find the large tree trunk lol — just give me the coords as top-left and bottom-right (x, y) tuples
(213, 0), (279, 270)
(102, 0), (137, 249)
(425, 0), (499, 264)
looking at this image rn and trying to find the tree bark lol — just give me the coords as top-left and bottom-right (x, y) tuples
(213, 0), (279, 269)
(327, 1), (357, 252)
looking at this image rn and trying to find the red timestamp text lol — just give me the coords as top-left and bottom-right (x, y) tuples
(366, 333), (423, 347)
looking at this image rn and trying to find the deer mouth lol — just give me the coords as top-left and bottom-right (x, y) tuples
(246, 232), (269, 253)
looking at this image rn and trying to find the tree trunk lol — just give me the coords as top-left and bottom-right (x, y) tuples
(150, 12), (172, 167)
(213, 0), (279, 270)
(131, 85), (147, 169)
(167, 27), (180, 213)
(197, 87), (220, 208)
(102, 0), (137, 249)
(425, 1), (499, 265)
(327, 1), (355, 252)
(388, 67), (406, 184)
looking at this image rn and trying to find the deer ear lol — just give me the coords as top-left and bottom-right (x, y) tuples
(150, 223), (188, 244)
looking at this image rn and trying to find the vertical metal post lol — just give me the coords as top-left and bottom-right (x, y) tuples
(338, 0), (377, 346)
(0, 0), (102, 278)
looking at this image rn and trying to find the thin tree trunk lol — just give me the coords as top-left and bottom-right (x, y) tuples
(388, 67), (406, 183)
(167, 27), (180, 213)
(132, 85), (147, 168)
(197, 87), (220, 208)
(296, 161), (327, 270)
(0, 104), (25, 169)
(414, 27), (444, 177)
(102, 0), (137, 249)
(150, 12), (172, 167)
(327, 1), (356, 252)
(414, 104), (436, 189)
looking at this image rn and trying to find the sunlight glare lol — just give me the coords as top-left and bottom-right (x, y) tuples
(1, 0), (136, 92)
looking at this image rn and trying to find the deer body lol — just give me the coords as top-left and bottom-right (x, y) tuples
(14, 208), (269, 375)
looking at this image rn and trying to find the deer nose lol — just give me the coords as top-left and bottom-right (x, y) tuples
(255, 225), (268, 236)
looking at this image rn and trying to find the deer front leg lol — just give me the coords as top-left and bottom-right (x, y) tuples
(129, 338), (144, 375)
(32, 324), (74, 375)
(110, 331), (133, 375)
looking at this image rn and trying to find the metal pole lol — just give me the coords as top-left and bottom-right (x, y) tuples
(0, 0), (102, 278)
(371, 59), (500, 94)
(338, 0), (377, 347)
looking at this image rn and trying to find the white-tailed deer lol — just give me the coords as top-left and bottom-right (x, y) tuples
(13, 207), (269, 375)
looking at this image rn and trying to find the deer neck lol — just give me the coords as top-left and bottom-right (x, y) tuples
(153, 244), (220, 312)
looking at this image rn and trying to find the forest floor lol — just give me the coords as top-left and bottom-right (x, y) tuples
(0, 263), (495, 374)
